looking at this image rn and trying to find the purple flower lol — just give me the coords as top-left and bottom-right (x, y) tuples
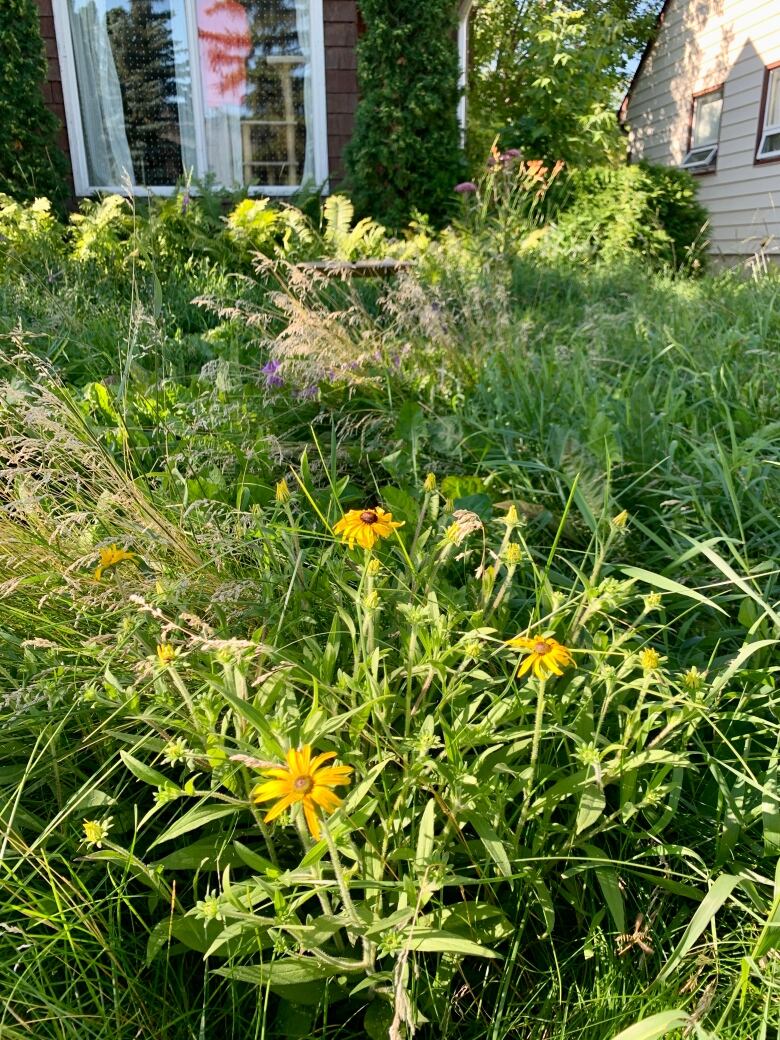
(454, 181), (478, 194)
(180, 189), (191, 216)
(501, 148), (521, 161)
(261, 358), (284, 389)
(296, 384), (319, 400)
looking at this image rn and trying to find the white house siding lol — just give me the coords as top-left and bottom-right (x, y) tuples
(624, 0), (780, 257)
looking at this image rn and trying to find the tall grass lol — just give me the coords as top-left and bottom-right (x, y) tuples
(0, 193), (779, 1039)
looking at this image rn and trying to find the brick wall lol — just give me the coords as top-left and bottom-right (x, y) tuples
(34, 0), (359, 191)
(35, 0), (72, 177)
(323, 0), (360, 183)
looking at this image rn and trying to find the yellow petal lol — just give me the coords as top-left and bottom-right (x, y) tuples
(311, 786), (343, 813)
(309, 751), (337, 772)
(263, 792), (299, 822)
(303, 798), (321, 840)
(516, 654), (535, 678)
(312, 765), (353, 787)
(252, 779), (292, 803)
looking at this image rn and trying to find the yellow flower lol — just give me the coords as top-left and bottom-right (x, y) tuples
(640, 647), (662, 672)
(611, 510), (629, 530)
(252, 745), (353, 840)
(333, 507), (403, 550)
(156, 643), (177, 666)
(506, 635), (574, 681)
(275, 478), (291, 503)
(423, 472), (437, 492)
(93, 544), (135, 582)
(83, 816), (113, 849)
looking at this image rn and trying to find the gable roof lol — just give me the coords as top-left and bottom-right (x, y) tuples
(618, 0), (674, 124)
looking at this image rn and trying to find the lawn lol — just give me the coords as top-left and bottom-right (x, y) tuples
(0, 188), (779, 1040)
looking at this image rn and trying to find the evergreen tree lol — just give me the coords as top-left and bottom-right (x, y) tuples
(344, 0), (465, 230)
(0, 0), (68, 205)
(107, 0), (185, 185)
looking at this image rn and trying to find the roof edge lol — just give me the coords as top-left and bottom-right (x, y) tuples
(618, 0), (674, 124)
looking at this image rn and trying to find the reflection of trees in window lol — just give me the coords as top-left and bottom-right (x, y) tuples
(242, 0), (306, 185)
(107, 0), (185, 184)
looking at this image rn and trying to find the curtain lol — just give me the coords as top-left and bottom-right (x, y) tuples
(68, 0), (134, 186)
(293, 0), (314, 186)
(198, 0), (250, 187)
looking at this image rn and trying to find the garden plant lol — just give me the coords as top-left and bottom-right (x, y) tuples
(0, 157), (778, 1040)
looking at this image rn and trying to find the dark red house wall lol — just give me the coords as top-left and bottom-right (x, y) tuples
(34, 0), (358, 191)
(36, 0), (71, 165)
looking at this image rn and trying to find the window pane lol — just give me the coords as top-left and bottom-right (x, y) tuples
(765, 69), (780, 129)
(197, 0), (313, 188)
(760, 130), (780, 156)
(692, 90), (722, 147)
(68, 0), (196, 187)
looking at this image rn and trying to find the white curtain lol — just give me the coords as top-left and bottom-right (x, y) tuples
(293, 0), (315, 186)
(68, 0), (134, 186)
(173, 14), (199, 178)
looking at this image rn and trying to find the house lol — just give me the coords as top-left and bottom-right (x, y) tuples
(620, 0), (780, 261)
(35, 0), (472, 199)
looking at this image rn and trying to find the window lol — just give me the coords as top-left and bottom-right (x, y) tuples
(54, 0), (328, 194)
(756, 65), (780, 162)
(680, 86), (723, 171)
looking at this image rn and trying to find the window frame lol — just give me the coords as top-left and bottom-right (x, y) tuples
(52, 0), (330, 196)
(755, 62), (780, 165)
(680, 83), (723, 175)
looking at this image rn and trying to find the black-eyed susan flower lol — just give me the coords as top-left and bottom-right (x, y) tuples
(93, 544), (135, 582)
(156, 643), (178, 667)
(333, 507), (403, 551)
(252, 745), (352, 840)
(83, 816), (113, 848)
(639, 647), (662, 672)
(506, 635), (574, 681)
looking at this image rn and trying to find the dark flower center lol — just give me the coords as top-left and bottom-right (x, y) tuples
(533, 641), (551, 655)
(294, 776), (314, 793)
(360, 510), (379, 525)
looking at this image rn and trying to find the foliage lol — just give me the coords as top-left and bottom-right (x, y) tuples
(1, 183), (780, 1038)
(550, 162), (710, 269)
(468, 0), (658, 166)
(0, 0), (68, 206)
(344, 0), (465, 230)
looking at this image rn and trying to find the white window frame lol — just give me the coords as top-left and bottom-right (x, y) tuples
(680, 85), (722, 172)
(457, 0), (473, 137)
(52, 0), (329, 196)
(756, 66), (780, 162)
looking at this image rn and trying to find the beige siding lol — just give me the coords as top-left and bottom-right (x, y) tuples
(625, 0), (780, 256)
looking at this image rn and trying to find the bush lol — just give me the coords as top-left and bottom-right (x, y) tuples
(0, 0), (68, 206)
(344, 0), (465, 230)
(551, 162), (710, 269)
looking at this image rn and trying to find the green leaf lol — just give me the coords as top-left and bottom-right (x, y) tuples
(461, 811), (511, 878)
(658, 873), (742, 981)
(219, 684), (284, 757)
(416, 798), (436, 867)
(576, 783), (605, 834)
(149, 802), (241, 848)
(608, 1011), (691, 1040)
(153, 835), (244, 870)
(120, 750), (171, 788)
(404, 928), (501, 958)
(620, 566), (727, 615)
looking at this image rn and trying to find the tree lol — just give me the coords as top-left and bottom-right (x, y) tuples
(344, 0), (465, 230)
(0, 0), (68, 205)
(468, 0), (659, 165)
(107, 0), (185, 185)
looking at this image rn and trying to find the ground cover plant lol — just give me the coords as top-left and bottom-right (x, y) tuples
(0, 168), (779, 1040)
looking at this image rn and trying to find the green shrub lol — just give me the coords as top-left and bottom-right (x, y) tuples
(344, 0), (465, 230)
(551, 162), (710, 269)
(0, 0), (68, 206)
